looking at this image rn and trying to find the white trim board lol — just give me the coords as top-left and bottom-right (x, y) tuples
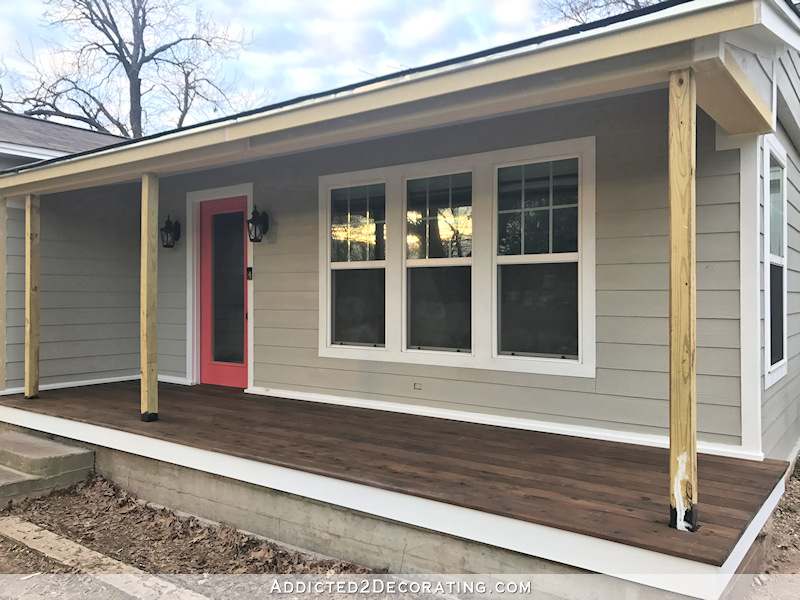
(0, 375), (139, 396)
(0, 374), (193, 396)
(245, 385), (763, 460)
(185, 183), (254, 387)
(0, 404), (780, 600)
(716, 126), (763, 457)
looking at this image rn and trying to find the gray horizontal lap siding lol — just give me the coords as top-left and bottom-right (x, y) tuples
(4, 187), (141, 388)
(1, 89), (741, 445)
(154, 189), (188, 379)
(166, 90), (739, 444)
(762, 122), (800, 458)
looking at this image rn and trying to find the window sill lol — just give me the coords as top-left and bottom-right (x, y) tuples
(764, 360), (787, 390)
(318, 344), (596, 378)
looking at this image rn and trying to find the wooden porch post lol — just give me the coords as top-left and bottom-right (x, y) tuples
(140, 173), (159, 421)
(24, 194), (40, 399)
(668, 68), (698, 532)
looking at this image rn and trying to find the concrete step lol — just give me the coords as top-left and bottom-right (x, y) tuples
(0, 430), (93, 507)
(0, 430), (93, 477)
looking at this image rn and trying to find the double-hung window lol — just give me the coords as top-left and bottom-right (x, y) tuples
(319, 137), (595, 377)
(329, 184), (386, 347)
(406, 173), (473, 352)
(496, 159), (579, 358)
(764, 136), (788, 388)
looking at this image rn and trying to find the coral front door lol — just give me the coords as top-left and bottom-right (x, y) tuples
(200, 196), (248, 388)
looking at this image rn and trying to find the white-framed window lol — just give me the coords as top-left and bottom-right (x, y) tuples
(764, 135), (788, 389)
(405, 172), (473, 352)
(329, 183), (386, 347)
(318, 137), (596, 377)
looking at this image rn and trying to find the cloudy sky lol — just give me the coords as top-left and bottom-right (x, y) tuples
(0, 0), (554, 102)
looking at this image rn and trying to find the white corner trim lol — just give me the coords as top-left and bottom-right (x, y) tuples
(717, 126), (763, 457)
(0, 404), (764, 600)
(185, 183), (254, 387)
(0, 375), (139, 396)
(245, 386), (764, 460)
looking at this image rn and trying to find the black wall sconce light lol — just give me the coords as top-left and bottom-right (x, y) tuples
(160, 215), (181, 248)
(247, 205), (270, 243)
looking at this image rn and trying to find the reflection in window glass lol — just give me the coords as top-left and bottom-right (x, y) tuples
(332, 269), (385, 347)
(331, 184), (386, 262)
(770, 158), (784, 258)
(498, 158), (578, 255)
(498, 263), (578, 358)
(408, 266), (471, 351)
(407, 173), (472, 259)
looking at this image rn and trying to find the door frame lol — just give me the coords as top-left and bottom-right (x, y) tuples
(186, 183), (254, 389)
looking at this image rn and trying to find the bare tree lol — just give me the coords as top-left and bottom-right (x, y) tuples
(540, 0), (665, 25)
(0, 0), (253, 138)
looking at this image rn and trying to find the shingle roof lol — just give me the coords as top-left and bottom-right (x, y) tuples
(0, 111), (122, 153)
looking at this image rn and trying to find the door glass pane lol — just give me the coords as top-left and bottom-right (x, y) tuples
(213, 212), (245, 363)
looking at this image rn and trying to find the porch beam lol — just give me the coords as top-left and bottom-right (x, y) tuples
(668, 68), (698, 532)
(24, 194), (40, 399)
(140, 173), (158, 422)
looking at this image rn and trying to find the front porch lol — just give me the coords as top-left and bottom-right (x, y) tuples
(0, 381), (788, 597)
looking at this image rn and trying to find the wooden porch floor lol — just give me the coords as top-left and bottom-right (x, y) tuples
(0, 381), (788, 567)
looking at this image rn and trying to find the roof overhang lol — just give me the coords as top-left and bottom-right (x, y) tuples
(0, 0), (791, 198)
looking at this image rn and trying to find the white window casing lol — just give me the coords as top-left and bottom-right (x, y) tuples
(763, 134), (788, 389)
(318, 137), (596, 377)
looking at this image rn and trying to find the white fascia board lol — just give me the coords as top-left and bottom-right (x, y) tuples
(761, 0), (800, 51)
(0, 0), (745, 184)
(0, 142), (68, 160)
(0, 404), (780, 600)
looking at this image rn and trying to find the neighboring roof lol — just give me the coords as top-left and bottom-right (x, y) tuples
(0, 110), (121, 154)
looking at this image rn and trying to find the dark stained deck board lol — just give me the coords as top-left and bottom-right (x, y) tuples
(0, 381), (787, 566)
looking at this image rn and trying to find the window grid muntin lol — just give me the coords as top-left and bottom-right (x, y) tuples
(497, 158), (579, 256)
(331, 183), (386, 263)
(406, 172), (473, 260)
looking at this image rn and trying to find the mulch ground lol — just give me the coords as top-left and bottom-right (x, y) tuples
(2, 474), (374, 575)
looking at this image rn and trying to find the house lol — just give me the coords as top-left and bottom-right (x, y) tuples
(0, 110), (120, 170)
(0, 0), (798, 597)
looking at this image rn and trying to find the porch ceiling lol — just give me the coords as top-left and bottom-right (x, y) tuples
(0, 0), (780, 198)
(0, 381), (787, 568)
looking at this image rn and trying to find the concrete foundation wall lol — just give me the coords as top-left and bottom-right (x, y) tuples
(94, 446), (571, 574)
